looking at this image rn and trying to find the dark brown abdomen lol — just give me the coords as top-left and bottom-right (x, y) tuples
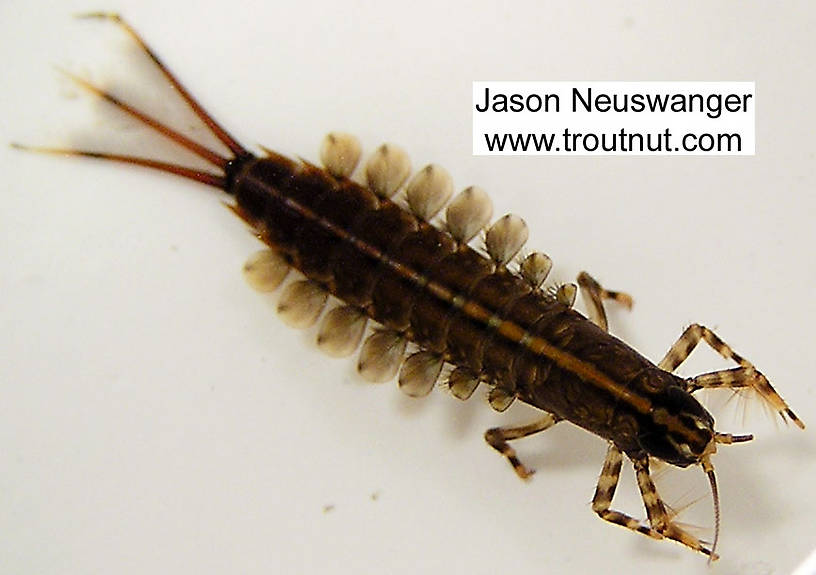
(231, 154), (656, 447)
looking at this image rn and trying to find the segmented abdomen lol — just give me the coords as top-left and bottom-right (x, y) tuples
(232, 143), (658, 438)
(235, 154), (531, 355)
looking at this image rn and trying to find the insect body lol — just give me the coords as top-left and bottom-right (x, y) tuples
(18, 13), (804, 561)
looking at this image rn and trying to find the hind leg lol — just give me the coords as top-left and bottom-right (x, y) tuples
(484, 414), (561, 480)
(577, 271), (633, 332)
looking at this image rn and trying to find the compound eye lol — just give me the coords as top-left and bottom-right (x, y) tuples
(637, 430), (680, 463)
(666, 386), (714, 427)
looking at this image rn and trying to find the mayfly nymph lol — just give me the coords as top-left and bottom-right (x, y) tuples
(15, 13), (804, 561)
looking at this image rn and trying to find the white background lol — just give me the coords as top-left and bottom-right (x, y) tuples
(1, 2), (814, 574)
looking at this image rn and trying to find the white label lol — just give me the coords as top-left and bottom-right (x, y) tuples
(472, 82), (755, 156)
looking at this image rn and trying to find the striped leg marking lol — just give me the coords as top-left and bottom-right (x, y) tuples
(633, 457), (716, 558)
(484, 414), (561, 480)
(592, 446), (717, 558)
(577, 272), (634, 332)
(592, 445), (659, 540)
(658, 324), (804, 429)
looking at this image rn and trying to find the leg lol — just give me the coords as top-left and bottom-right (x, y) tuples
(631, 457), (715, 558)
(484, 413), (560, 480)
(659, 324), (804, 429)
(577, 272), (633, 332)
(592, 445), (660, 541)
(591, 445), (716, 558)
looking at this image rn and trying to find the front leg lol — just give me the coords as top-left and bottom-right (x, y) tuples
(659, 324), (804, 429)
(591, 445), (717, 558)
